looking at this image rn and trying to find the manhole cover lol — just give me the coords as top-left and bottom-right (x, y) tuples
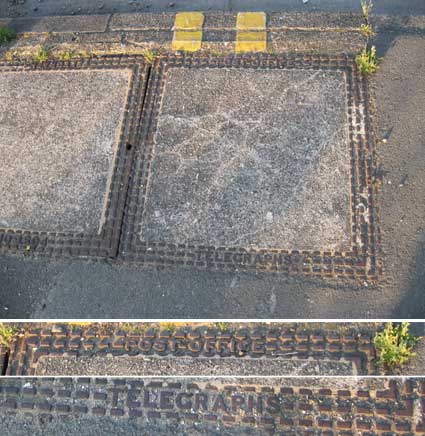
(122, 54), (380, 280)
(0, 58), (148, 257)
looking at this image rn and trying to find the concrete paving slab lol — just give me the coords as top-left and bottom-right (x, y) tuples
(2, 15), (110, 34)
(268, 29), (366, 53)
(109, 13), (175, 31)
(0, 377), (424, 436)
(0, 69), (129, 233)
(139, 67), (350, 250)
(35, 355), (355, 376)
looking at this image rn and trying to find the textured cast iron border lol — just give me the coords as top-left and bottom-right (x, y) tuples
(0, 378), (424, 433)
(0, 345), (7, 376)
(5, 324), (376, 375)
(121, 52), (381, 281)
(0, 56), (148, 258)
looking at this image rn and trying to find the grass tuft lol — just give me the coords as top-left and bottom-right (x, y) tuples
(34, 47), (49, 63)
(374, 322), (421, 371)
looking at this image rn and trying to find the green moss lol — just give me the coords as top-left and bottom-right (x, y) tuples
(0, 27), (16, 44)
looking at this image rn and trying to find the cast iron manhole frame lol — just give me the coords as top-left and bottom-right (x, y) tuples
(4, 324), (375, 375)
(0, 56), (149, 258)
(0, 378), (422, 432)
(121, 52), (381, 281)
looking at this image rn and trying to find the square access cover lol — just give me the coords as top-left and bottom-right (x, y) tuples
(0, 57), (147, 257)
(122, 54), (380, 280)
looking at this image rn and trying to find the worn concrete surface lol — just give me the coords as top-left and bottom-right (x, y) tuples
(0, 69), (130, 233)
(0, 14), (110, 33)
(141, 68), (350, 250)
(0, 415), (211, 436)
(1, 0), (424, 18)
(35, 355), (354, 376)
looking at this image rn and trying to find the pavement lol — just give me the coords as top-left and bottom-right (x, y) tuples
(0, 8), (424, 319)
(1, 0), (425, 17)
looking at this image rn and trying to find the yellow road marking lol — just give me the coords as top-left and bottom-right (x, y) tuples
(236, 12), (266, 30)
(172, 12), (204, 52)
(236, 12), (267, 53)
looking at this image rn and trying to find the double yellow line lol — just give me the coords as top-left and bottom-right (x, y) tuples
(172, 12), (267, 53)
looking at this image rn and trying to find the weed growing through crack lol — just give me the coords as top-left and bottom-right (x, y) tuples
(360, 24), (375, 37)
(58, 50), (75, 61)
(361, 0), (374, 21)
(374, 322), (421, 371)
(356, 46), (378, 74)
(0, 324), (18, 349)
(143, 49), (156, 65)
(216, 322), (229, 332)
(120, 323), (147, 335)
(161, 322), (177, 333)
(34, 47), (49, 63)
(0, 27), (16, 44)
